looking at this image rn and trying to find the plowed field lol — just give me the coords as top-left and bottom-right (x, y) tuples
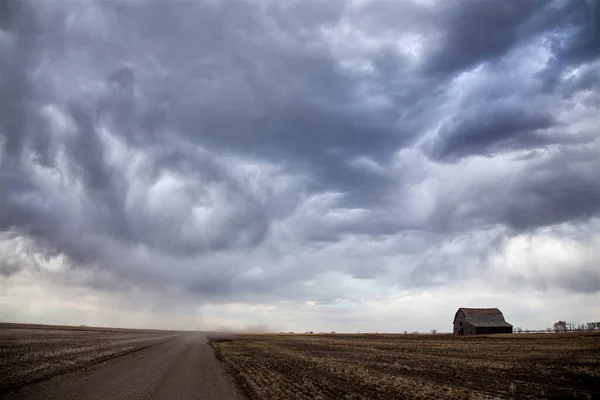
(0, 324), (177, 394)
(211, 332), (600, 399)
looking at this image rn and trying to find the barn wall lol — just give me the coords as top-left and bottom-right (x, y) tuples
(475, 326), (513, 335)
(453, 311), (463, 335)
(454, 309), (514, 335)
(453, 311), (476, 335)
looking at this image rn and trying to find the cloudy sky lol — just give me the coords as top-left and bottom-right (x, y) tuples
(1, 0), (599, 333)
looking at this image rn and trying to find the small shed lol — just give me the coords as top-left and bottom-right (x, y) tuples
(453, 308), (512, 336)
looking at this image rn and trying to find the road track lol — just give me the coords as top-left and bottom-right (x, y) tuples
(1, 333), (245, 400)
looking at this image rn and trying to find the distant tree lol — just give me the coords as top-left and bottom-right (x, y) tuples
(546, 327), (552, 333)
(431, 329), (437, 334)
(525, 329), (530, 334)
(553, 321), (567, 332)
(515, 327), (523, 333)
(587, 322), (600, 331)
(404, 331), (408, 335)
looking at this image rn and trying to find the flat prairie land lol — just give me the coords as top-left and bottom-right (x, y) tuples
(211, 332), (600, 400)
(0, 323), (178, 394)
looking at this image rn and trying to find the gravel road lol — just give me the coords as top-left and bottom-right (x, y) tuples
(1, 332), (245, 400)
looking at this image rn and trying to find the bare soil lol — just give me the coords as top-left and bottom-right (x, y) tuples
(211, 332), (600, 399)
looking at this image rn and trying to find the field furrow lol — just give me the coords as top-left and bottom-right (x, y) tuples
(212, 333), (600, 400)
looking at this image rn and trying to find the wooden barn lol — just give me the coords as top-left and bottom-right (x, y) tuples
(453, 308), (513, 336)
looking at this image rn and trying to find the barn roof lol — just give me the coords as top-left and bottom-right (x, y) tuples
(454, 308), (512, 327)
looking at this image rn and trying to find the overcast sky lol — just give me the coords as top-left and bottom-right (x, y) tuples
(1, 0), (599, 333)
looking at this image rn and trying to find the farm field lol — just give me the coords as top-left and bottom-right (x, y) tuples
(0, 323), (178, 394)
(211, 332), (600, 400)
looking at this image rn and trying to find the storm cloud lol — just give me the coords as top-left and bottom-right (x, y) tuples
(1, 0), (599, 331)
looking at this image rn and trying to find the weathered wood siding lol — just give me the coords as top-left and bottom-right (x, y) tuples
(453, 310), (476, 335)
(453, 308), (513, 335)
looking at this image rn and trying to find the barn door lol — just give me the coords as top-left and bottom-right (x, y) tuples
(458, 327), (464, 336)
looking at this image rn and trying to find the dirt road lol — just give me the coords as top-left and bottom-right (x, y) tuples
(1, 332), (245, 400)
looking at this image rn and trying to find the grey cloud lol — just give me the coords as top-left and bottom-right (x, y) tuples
(428, 107), (557, 160)
(555, 267), (600, 293)
(501, 231), (600, 295)
(352, 0), (432, 34)
(424, 0), (546, 75)
(0, 0), (36, 159)
(1, 0), (599, 303)
(426, 0), (600, 94)
(103, 1), (405, 202)
(426, 143), (600, 235)
(557, 1), (600, 64)
(560, 66), (600, 98)
(0, 260), (19, 277)
(503, 153), (600, 230)
(537, 0), (600, 92)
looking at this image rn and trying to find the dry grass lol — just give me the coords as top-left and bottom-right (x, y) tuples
(211, 332), (600, 400)
(0, 323), (178, 393)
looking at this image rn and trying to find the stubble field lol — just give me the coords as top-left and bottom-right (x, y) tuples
(211, 332), (600, 400)
(0, 323), (178, 394)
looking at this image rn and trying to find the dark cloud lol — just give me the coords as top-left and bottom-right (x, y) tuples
(428, 107), (558, 160)
(423, 143), (600, 237)
(0, 0), (599, 304)
(424, 0), (546, 75)
(551, 0), (600, 65)
(537, 0), (600, 92)
(0, 0), (35, 159)
(504, 153), (600, 230)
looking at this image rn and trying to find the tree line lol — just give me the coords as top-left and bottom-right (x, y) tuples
(513, 321), (600, 333)
(552, 321), (600, 332)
